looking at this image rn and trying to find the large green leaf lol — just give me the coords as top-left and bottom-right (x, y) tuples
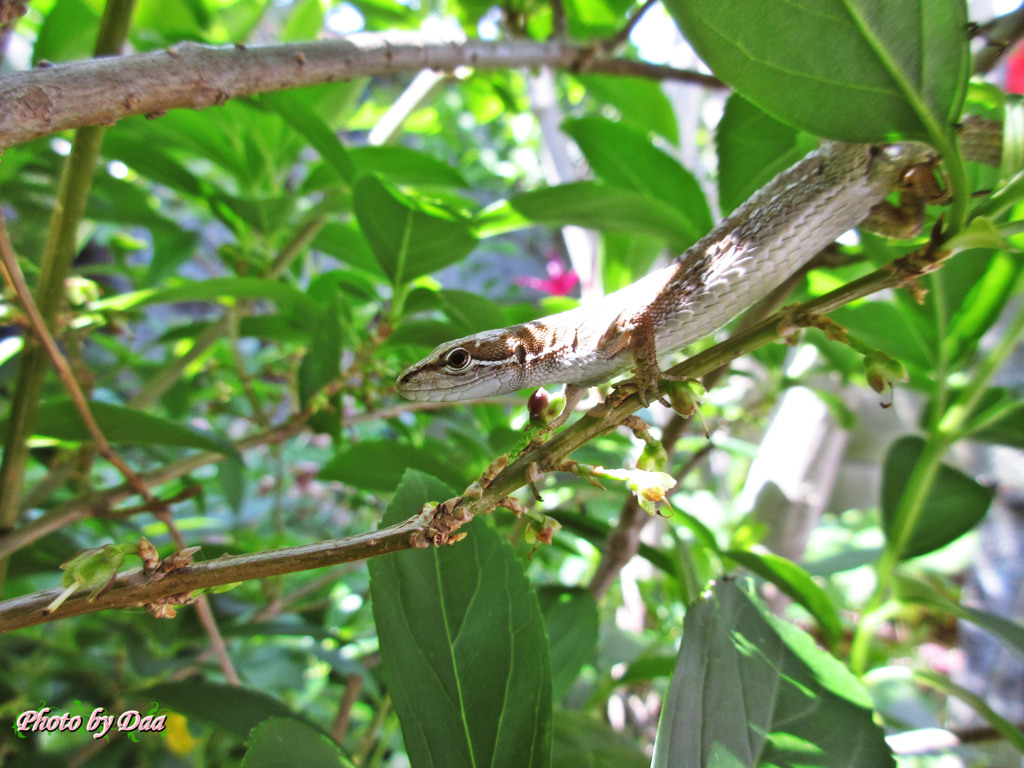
(881, 436), (994, 559)
(353, 176), (478, 285)
(0, 401), (238, 458)
(562, 117), (711, 235)
(723, 549), (841, 647)
(665, 0), (969, 143)
(508, 182), (702, 250)
(369, 471), (552, 768)
(652, 581), (893, 768)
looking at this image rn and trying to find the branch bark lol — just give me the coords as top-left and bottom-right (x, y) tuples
(0, 514), (428, 632)
(0, 33), (722, 150)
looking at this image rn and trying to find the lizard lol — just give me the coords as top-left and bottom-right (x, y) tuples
(396, 128), (991, 424)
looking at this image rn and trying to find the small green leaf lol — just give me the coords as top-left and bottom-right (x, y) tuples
(259, 90), (355, 183)
(552, 710), (648, 768)
(298, 292), (342, 438)
(882, 436), (994, 559)
(280, 0), (326, 42)
(320, 441), (469, 492)
(896, 576), (1024, 663)
(243, 718), (353, 768)
(369, 471), (552, 768)
(717, 95), (819, 214)
(218, 459), (247, 515)
(350, 146), (467, 187)
(665, 0), (969, 144)
(723, 549), (842, 647)
(652, 581), (893, 768)
(0, 401), (238, 458)
(574, 75), (679, 145)
(508, 182), (703, 250)
(353, 176), (478, 285)
(538, 587), (599, 701)
(138, 682), (316, 740)
(964, 388), (1024, 448)
(104, 277), (324, 318)
(33, 0), (100, 65)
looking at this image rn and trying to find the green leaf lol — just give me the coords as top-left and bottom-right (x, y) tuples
(311, 222), (383, 277)
(369, 471), (552, 768)
(941, 250), (1023, 365)
(99, 277), (324, 318)
(298, 292), (342, 438)
(320, 441), (469, 492)
(723, 549), (842, 647)
(218, 458), (247, 515)
(538, 587), (598, 701)
(350, 146), (468, 187)
(138, 681), (314, 740)
(259, 90), (355, 183)
(574, 75), (679, 145)
(508, 182), (703, 250)
(243, 718), (353, 768)
(881, 436), (994, 559)
(102, 134), (206, 198)
(831, 301), (934, 374)
(0, 401), (238, 458)
(717, 94), (819, 215)
(665, 0), (969, 144)
(33, 0), (100, 65)
(353, 176), (478, 285)
(896, 576), (1024, 663)
(652, 581), (893, 768)
(280, 0), (326, 42)
(552, 710), (648, 768)
(562, 117), (712, 234)
(965, 388), (1024, 448)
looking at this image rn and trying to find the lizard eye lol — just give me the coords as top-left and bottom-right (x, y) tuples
(443, 348), (471, 370)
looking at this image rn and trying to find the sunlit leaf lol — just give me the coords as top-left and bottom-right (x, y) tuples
(665, 0), (969, 143)
(653, 581), (893, 768)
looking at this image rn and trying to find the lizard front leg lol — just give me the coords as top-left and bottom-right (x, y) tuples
(599, 311), (672, 409)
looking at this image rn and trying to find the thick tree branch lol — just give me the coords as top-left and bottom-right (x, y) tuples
(0, 33), (722, 150)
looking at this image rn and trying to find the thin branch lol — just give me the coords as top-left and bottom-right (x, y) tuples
(0, 514), (428, 631)
(601, 0), (658, 53)
(973, 2), (1024, 75)
(0, 34), (722, 151)
(0, 0), (137, 588)
(549, 0), (567, 40)
(0, 215), (157, 506)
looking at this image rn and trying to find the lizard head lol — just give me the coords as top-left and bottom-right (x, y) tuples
(396, 328), (530, 402)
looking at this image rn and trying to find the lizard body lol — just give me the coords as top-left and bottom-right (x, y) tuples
(396, 139), (940, 406)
